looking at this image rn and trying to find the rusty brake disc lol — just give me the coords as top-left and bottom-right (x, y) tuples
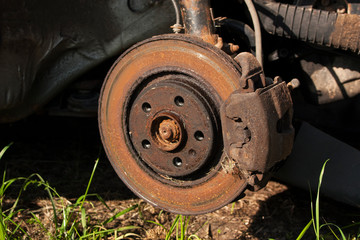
(99, 34), (247, 215)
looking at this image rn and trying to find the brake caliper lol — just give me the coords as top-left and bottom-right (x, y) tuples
(221, 52), (294, 190)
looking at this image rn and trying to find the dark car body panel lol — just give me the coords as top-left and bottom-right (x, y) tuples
(0, 0), (174, 122)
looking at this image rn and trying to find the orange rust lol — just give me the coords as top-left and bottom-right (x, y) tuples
(200, 26), (218, 45)
(179, 0), (218, 45)
(152, 115), (183, 152)
(181, 0), (201, 11)
(158, 119), (180, 142)
(99, 35), (246, 215)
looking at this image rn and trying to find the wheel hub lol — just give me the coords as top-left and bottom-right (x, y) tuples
(129, 78), (218, 177)
(152, 115), (182, 152)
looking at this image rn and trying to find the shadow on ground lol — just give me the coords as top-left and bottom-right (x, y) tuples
(244, 185), (360, 239)
(1, 116), (359, 239)
(0, 116), (135, 201)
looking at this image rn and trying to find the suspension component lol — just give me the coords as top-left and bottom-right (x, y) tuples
(179, 0), (218, 44)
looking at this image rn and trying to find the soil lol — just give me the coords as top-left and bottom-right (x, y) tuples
(0, 116), (359, 239)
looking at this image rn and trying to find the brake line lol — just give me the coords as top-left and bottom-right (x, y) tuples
(243, 0), (263, 66)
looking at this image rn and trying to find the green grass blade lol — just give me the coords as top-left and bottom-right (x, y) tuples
(181, 216), (186, 240)
(102, 204), (138, 225)
(0, 143), (13, 160)
(1, 177), (26, 195)
(21, 174), (61, 228)
(296, 219), (313, 240)
(339, 222), (360, 232)
(29, 212), (50, 236)
(0, 144), (12, 239)
(92, 193), (110, 210)
(308, 184), (317, 236)
(76, 193), (110, 210)
(79, 226), (140, 239)
(5, 217), (30, 239)
(0, 212), (8, 240)
(166, 215), (180, 240)
(157, 209), (164, 220)
(320, 223), (347, 240)
(315, 159), (329, 239)
(81, 206), (87, 236)
(187, 235), (201, 240)
(80, 158), (99, 210)
(146, 220), (168, 231)
(192, 220), (209, 236)
(185, 216), (191, 234)
(176, 217), (180, 240)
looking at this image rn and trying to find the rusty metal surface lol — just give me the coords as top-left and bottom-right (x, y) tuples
(179, 0), (218, 44)
(128, 79), (218, 177)
(221, 80), (294, 173)
(234, 52), (266, 92)
(0, 0), (174, 123)
(99, 34), (247, 215)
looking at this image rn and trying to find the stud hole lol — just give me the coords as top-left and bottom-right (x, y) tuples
(173, 157), (182, 167)
(142, 140), (151, 149)
(142, 102), (151, 113)
(174, 96), (184, 107)
(194, 131), (204, 141)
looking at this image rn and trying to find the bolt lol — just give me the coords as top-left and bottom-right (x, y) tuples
(151, 113), (184, 152)
(229, 43), (240, 53)
(287, 78), (300, 90)
(159, 119), (180, 143)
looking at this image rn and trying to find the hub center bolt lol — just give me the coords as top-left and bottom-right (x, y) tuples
(158, 119), (180, 143)
(151, 114), (184, 152)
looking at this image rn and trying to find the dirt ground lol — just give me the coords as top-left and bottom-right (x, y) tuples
(1, 116), (359, 239)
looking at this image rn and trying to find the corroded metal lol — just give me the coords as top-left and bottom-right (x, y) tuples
(221, 80), (294, 173)
(128, 80), (219, 177)
(179, 0), (218, 44)
(99, 34), (246, 215)
(152, 115), (183, 152)
(234, 52), (267, 92)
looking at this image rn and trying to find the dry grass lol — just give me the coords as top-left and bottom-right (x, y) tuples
(1, 116), (359, 239)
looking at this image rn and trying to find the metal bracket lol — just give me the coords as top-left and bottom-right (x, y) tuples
(220, 80), (294, 174)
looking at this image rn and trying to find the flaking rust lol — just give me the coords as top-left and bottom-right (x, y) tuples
(99, 35), (247, 215)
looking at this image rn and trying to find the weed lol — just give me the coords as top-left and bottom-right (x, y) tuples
(296, 159), (353, 240)
(0, 144), (140, 239)
(148, 214), (202, 240)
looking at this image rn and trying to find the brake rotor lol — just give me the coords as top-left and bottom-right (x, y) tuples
(99, 34), (247, 215)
